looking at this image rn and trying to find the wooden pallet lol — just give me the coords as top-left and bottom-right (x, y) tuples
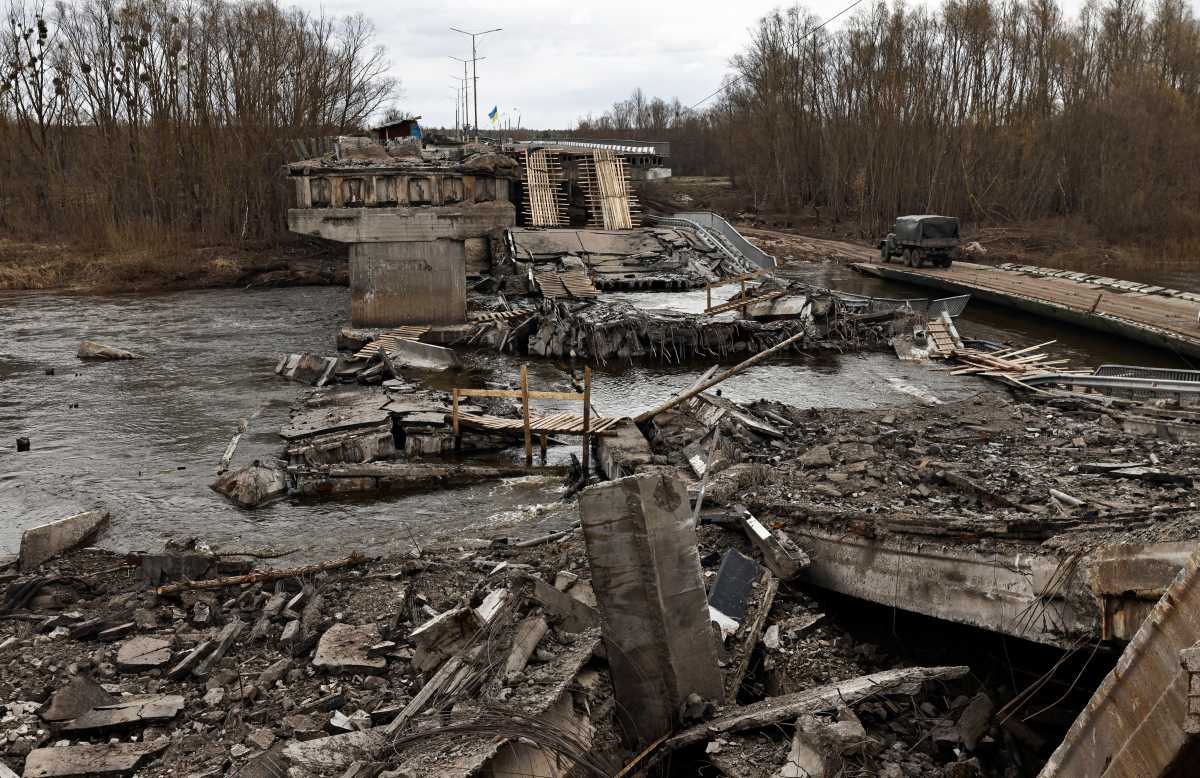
(469, 310), (524, 322)
(352, 326), (430, 360)
(534, 269), (600, 300)
(519, 149), (567, 227)
(927, 314), (962, 357)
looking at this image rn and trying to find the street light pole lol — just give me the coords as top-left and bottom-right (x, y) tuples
(450, 27), (501, 141)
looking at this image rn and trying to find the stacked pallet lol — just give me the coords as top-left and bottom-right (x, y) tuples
(533, 269), (600, 300)
(580, 150), (639, 230)
(926, 313), (963, 357)
(351, 326), (431, 360)
(950, 341), (1087, 388)
(518, 149), (567, 227)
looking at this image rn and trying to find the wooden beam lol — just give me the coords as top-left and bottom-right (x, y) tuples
(581, 367), (592, 475)
(521, 365), (532, 467)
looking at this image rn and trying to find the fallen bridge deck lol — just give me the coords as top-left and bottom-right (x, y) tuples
(853, 260), (1200, 359)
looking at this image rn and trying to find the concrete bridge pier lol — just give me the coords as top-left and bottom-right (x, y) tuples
(349, 241), (468, 326)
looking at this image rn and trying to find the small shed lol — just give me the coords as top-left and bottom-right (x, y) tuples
(372, 117), (423, 142)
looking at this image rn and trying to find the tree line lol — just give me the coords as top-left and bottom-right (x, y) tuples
(577, 0), (1200, 245)
(0, 0), (396, 248)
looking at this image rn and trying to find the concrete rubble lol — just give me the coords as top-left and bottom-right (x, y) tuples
(13, 140), (1200, 774)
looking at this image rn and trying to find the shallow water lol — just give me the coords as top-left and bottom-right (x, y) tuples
(0, 264), (1189, 557)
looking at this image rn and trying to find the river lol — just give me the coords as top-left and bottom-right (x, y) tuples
(0, 261), (1188, 559)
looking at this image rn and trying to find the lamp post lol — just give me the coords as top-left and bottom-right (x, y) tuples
(450, 27), (501, 141)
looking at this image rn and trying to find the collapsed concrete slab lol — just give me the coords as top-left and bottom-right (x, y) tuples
(19, 511), (109, 571)
(578, 471), (723, 746)
(384, 338), (461, 370)
(22, 741), (167, 777)
(1038, 549), (1200, 777)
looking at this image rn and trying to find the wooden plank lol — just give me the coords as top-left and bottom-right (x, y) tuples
(582, 367), (592, 474)
(455, 388), (585, 401)
(521, 366), (532, 467)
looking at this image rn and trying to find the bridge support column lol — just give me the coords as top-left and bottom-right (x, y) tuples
(349, 241), (467, 327)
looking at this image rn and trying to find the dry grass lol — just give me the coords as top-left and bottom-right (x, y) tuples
(0, 236), (342, 293)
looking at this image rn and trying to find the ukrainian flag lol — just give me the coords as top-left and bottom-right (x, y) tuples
(487, 106), (499, 123)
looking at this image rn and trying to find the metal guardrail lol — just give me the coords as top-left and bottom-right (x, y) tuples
(1093, 365), (1200, 382)
(928, 295), (971, 319)
(1022, 372), (1200, 399)
(671, 212), (777, 270)
(833, 292), (970, 318)
(647, 215), (761, 275)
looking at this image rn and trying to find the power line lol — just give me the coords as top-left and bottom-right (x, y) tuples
(688, 0), (866, 111)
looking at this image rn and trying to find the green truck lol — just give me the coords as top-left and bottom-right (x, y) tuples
(879, 215), (960, 268)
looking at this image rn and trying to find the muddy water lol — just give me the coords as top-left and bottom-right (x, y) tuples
(0, 266), (1185, 558)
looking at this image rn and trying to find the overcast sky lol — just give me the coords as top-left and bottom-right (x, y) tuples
(295, 0), (1100, 131)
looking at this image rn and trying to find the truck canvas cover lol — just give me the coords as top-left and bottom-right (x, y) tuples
(893, 215), (959, 242)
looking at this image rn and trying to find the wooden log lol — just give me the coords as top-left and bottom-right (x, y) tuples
(655, 665), (970, 758)
(155, 552), (366, 595)
(635, 329), (808, 423)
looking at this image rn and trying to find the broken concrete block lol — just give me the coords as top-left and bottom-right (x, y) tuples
(740, 511), (810, 580)
(282, 729), (386, 773)
(799, 445), (833, 467)
(62, 694), (184, 733)
(258, 658), (291, 687)
(474, 588), (509, 626)
(527, 575), (599, 633)
(779, 729), (828, 778)
(166, 640), (213, 680)
(115, 636), (173, 671)
(955, 693), (994, 750)
(276, 353), (339, 386)
(313, 623), (386, 673)
(579, 472), (723, 746)
(409, 607), (476, 672)
(97, 622), (135, 642)
(503, 615), (548, 682)
(193, 619), (245, 677)
(22, 740), (166, 777)
(39, 674), (114, 722)
(19, 511), (109, 571)
(387, 339), (461, 370)
(138, 553), (215, 586)
(77, 340), (142, 360)
(211, 462), (289, 508)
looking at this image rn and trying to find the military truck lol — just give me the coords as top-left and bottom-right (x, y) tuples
(879, 215), (960, 268)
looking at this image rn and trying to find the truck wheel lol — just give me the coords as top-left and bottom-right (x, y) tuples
(903, 249), (914, 267)
(880, 244), (889, 263)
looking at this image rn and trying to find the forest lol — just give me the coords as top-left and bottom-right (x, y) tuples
(0, 0), (395, 251)
(576, 0), (1200, 247)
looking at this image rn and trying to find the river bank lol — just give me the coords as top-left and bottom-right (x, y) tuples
(0, 238), (346, 294)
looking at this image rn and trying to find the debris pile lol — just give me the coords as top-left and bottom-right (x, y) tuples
(4, 491), (1000, 778)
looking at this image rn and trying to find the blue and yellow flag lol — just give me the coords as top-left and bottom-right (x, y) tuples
(487, 106), (499, 123)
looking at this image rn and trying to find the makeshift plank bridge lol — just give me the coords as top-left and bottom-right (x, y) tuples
(451, 367), (619, 468)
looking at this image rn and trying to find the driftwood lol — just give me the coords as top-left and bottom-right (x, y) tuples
(154, 551), (367, 595)
(649, 665), (969, 763)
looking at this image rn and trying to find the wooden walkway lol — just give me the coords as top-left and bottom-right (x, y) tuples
(855, 260), (1200, 360)
(455, 412), (622, 435)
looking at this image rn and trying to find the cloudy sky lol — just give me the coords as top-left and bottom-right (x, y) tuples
(294, 0), (1092, 131)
